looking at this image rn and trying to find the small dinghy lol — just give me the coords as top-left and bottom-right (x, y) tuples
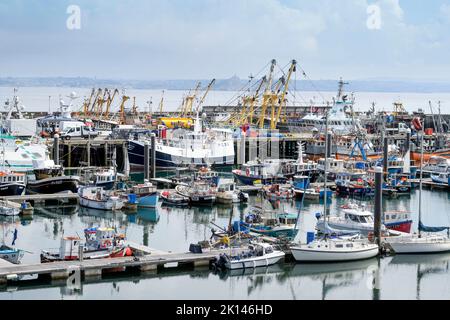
(78, 186), (124, 211)
(161, 190), (189, 207)
(0, 205), (20, 216)
(0, 245), (24, 264)
(212, 242), (285, 270)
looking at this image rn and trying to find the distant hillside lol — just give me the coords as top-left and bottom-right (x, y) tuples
(1, 76), (450, 93)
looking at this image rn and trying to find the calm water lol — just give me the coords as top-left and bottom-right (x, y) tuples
(0, 187), (450, 300)
(1, 86), (450, 113)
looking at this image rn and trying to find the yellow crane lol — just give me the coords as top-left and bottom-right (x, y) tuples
(181, 82), (201, 117)
(257, 59), (277, 129)
(83, 88), (95, 116)
(271, 59), (297, 130)
(231, 76), (266, 126)
(118, 95), (130, 124)
(196, 79), (216, 111)
(103, 88), (119, 119)
(89, 88), (103, 116)
(95, 88), (109, 118)
(158, 90), (165, 113)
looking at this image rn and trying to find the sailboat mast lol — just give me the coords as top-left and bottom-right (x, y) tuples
(419, 128), (424, 237)
(323, 106), (329, 224)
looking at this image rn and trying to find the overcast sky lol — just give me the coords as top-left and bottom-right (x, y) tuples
(1, 0), (450, 81)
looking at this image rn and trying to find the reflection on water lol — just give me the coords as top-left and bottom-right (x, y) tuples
(0, 188), (450, 299)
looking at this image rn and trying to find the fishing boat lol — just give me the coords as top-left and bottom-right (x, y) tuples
(40, 227), (132, 263)
(232, 158), (288, 186)
(128, 111), (234, 168)
(160, 190), (190, 207)
(335, 172), (374, 197)
(175, 181), (216, 206)
(212, 242), (285, 270)
(421, 156), (450, 175)
(239, 206), (298, 239)
(431, 172), (449, 185)
(94, 167), (116, 190)
(132, 181), (159, 208)
(26, 159), (80, 194)
(263, 184), (294, 201)
(216, 180), (248, 204)
(78, 186), (124, 211)
(280, 79), (362, 135)
(0, 171), (26, 196)
(292, 176), (332, 200)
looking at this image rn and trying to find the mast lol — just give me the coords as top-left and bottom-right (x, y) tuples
(418, 126), (424, 237)
(323, 105), (329, 227)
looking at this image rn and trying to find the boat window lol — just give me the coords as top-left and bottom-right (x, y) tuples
(346, 243), (353, 248)
(335, 244), (343, 248)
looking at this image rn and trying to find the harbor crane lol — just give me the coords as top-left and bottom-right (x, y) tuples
(181, 82), (201, 117)
(196, 79), (216, 112)
(271, 59), (297, 129)
(103, 88), (119, 119)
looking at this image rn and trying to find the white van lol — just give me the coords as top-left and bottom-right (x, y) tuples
(61, 126), (99, 140)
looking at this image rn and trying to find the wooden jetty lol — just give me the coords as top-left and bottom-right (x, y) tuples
(0, 193), (79, 205)
(0, 248), (246, 284)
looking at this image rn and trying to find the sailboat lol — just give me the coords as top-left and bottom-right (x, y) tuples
(386, 122), (450, 254)
(290, 109), (379, 262)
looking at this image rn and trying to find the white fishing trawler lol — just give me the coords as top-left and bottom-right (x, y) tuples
(282, 79), (362, 135)
(128, 111), (234, 168)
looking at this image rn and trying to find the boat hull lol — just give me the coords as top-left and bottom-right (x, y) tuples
(137, 193), (159, 208)
(388, 239), (450, 254)
(128, 140), (234, 169)
(0, 248), (24, 264)
(225, 252), (285, 270)
(26, 176), (79, 194)
(0, 183), (25, 196)
(79, 196), (124, 211)
(290, 245), (379, 262)
(233, 172), (287, 186)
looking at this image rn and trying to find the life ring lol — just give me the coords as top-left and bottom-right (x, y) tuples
(412, 117), (423, 131)
(368, 232), (375, 242)
(246, 168), (250, 176)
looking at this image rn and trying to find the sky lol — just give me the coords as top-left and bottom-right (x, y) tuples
(1, 0), (450, 81)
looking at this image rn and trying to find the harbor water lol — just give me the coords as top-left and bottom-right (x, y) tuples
(1, 186), (449, 300)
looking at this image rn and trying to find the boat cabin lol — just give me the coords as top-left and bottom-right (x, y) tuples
(95, 168), (115, 185)
(132, 181), (157, 196)
(84, 227), (123, 251)
(317, 158), (345, 173)
(58, 236), (83, 260)
(0, 171), (25, 184)
(247, 243), (275, 257)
